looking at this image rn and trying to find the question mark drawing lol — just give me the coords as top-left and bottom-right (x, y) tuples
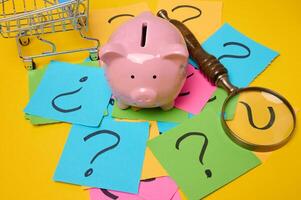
(99, 178), (156, 199)
(100, 189), (119, 200)
(108, 14), (135, 24)
(178, 72), (194, 97)
(141, 177), (156, 182)
(240, 101), (276, 130)
(171, 5), (202, 23)
(218, 42), (251, 61)
(208, 95), (217, 103)
(83, 130), (120, 177)
(51, 76), (88, 113)
(175, 132), (212, 178)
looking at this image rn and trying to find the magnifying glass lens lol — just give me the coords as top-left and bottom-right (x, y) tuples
(223, 88), (295, 150)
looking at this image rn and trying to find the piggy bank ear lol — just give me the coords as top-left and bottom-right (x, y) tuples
(100, 43), (126, 65)
(161, 44), (189, 63)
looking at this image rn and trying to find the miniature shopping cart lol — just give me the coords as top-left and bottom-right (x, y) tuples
(0, 0), (99, 70)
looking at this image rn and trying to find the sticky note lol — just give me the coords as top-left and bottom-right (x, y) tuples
(89, 3), (151, 45)
(141, 121), (168, 179)
(203, 88), (228, 113)
(196, 23), (279, 88)
(54, 118), (149, 193)
(106, 98), (167, 179)
(26, 66), (59, 125)
(112, 103), (189, 123)
(148, 109), (261, 200)
(175, 64), (216, 114)
(172, 191), (182, 200)
(157, 121), (179, 134)
(89, 176), (179, 200)
(26, 61), (101, 125)
(157, 0), (222, 43)
(24, 61), (111, 127)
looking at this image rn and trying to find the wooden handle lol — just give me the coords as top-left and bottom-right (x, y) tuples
(157, 9), (228, 85)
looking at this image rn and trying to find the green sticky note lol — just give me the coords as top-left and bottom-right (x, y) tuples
(81, 61), (100, 67)
(26, 61), (100, 125)
(112, 103), (189, 123)
(204, 88), (237, 120)
(148, 108), (261, 200)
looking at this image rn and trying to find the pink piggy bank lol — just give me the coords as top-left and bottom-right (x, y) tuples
(100, 12), (188, 110)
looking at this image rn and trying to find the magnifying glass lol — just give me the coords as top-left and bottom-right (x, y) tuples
(157, 10), (296, 151)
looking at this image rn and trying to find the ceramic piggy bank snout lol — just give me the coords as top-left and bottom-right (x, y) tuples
(100, 12), (189, 110)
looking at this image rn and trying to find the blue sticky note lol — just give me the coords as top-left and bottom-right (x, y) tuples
(157, 122), (179, 134)
(24, 61), (111, 127)
(192, 23), (278, 87)
(157, 113), (194, 134)
(54, 117), (149, 193)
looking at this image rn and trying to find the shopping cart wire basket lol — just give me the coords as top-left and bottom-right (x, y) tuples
(0, 0), (99, 70)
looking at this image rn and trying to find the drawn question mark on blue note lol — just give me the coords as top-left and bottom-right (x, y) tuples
(84, 130), (120, 177)
(171, 5), (202, 23)
(51, 76), (88, 113)
(240, 101), (276, 130)
(218, 42), (251, 61)
(176, 132), (212, 178)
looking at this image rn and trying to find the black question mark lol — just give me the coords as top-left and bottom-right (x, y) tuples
(99, 178), (156, 199)
(51, 76), (88, 113)
(208, 96), (217, 102)
(218, 42), (251, 61)
(108, 14), (135, 23)
(100, 189), (119, 200)
(171, 5), (202, 23)
(178, 72), (194, 97)
(109, 98), (115, 106)
(175, 132), (212, 178)
(84, 130), (120, 177)
(141, 177), (156, 182)
(240, 101), (275, 130)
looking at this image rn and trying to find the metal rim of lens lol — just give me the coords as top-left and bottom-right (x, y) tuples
(221, 86), (296, 152)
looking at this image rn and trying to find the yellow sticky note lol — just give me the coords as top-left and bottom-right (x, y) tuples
(88, 3), (151, 45)
(156, 0), (222, 43)
(141, 121), (168, 179)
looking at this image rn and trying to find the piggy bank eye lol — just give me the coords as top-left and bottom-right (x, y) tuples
(153, 75), (157, 79)
(131, 75), (135, 79)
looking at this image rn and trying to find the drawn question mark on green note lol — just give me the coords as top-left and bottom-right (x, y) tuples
(176, 132), (212, 178)
(83, 130), (120, 177)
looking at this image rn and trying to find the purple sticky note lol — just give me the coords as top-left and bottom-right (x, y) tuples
(89, 176), (179, 200)
(175, 64), (216, 114)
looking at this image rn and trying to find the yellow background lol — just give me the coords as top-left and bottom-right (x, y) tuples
(1, 0), (300, 199)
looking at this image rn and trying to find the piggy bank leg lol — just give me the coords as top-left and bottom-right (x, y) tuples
(161, 101), (175, 111)
(117, 99), (129, 110)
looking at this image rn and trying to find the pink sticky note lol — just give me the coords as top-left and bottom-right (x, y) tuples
(175, 64), (216, 114)
(89, 177), (178, 200)
(171, 190), (181, 200)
